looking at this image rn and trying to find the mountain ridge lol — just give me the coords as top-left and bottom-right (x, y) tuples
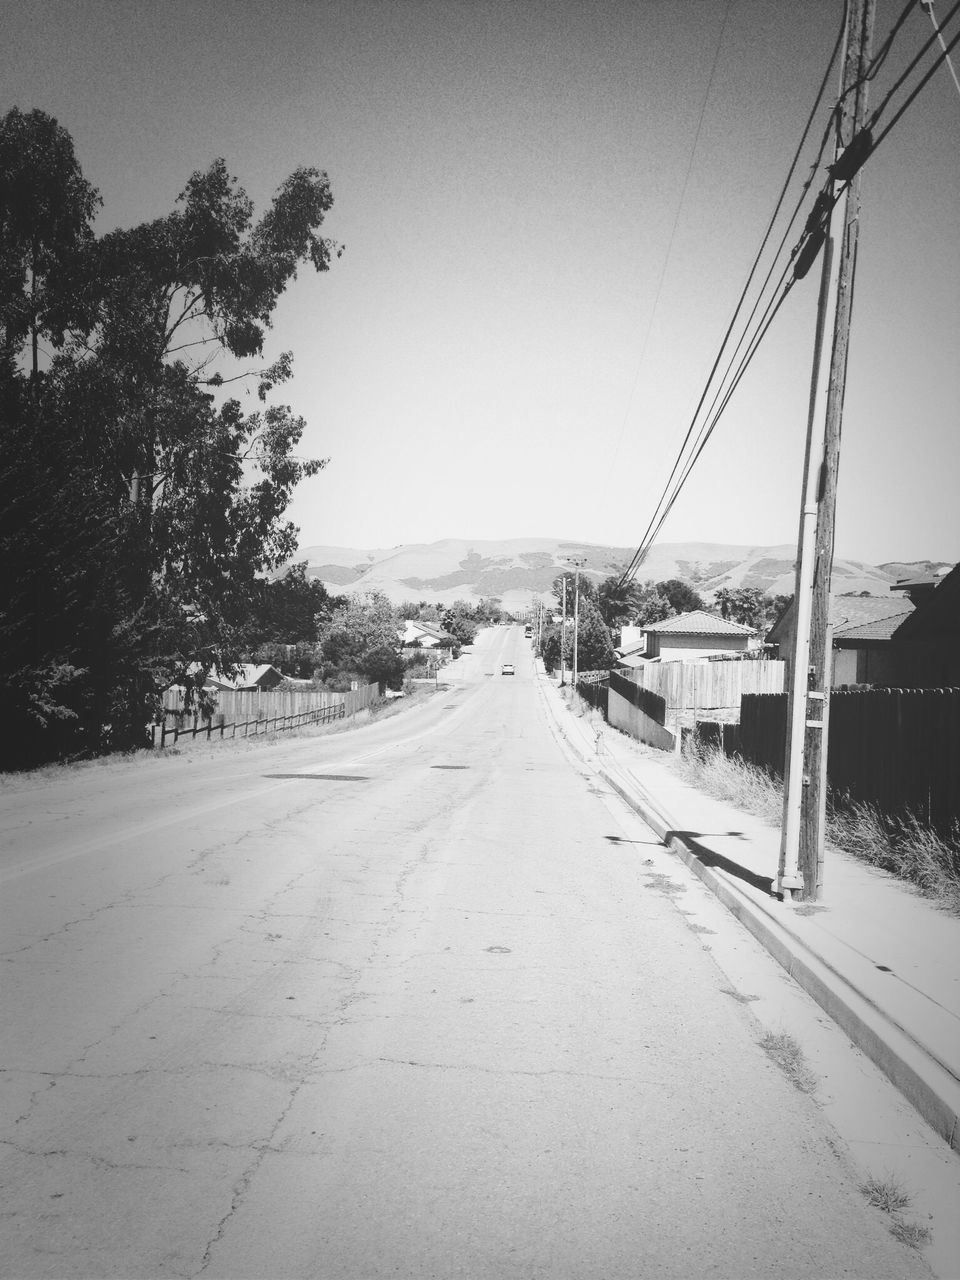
(289, 538), (938, 607)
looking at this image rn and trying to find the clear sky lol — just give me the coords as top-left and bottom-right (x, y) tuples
(4, 0), (958, 566)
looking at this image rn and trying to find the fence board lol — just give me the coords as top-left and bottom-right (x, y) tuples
(736, 688), (960, 835)
(620, 660), (783, 711)
(163, 683), (380, 722)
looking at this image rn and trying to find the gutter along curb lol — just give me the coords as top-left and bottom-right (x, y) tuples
(538, 672), (960, 1152)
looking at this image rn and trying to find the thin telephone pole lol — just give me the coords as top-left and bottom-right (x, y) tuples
(565, 557), (586, 689)
(779, 0), (875, 900)
(560, 577), (567, 686)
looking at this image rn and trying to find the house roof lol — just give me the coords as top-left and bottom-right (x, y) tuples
(405, 619), (448, 640)
(644, 609), (755, 637)
(833, 611), (913, 644)
(830, 596), (915, 637)
(892, 562), (960, 640)
(767, 594), (914, 644)
(206, 663), (281, 689)
(891, 574), (940, 591)
(616, 639), (647, 658)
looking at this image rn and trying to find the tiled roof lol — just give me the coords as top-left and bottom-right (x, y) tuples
(829, 596), (915, 636)
(768, 593), (915, 643)
(833, 611), (913, 643)
(645, 609), (755, 636)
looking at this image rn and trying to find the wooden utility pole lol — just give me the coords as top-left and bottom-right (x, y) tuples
(779, 0), (875, 900)
(563, 556), (586, 689)
(560, 577), (567, 686)
(573, 560), (581, 689)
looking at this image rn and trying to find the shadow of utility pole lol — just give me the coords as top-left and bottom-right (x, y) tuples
(662, 830), (776, 896)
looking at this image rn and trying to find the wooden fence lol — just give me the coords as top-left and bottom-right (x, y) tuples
(735, 688), (960, 834)
(576, 672), (609, 716)
(152, 701), (347, 749)
(625, 659), (784, 712)
(162, 685), (378, 720)
(156, 682), (381, 749)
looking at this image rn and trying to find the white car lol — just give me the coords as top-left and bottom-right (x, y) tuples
(501, 663), (515, 676)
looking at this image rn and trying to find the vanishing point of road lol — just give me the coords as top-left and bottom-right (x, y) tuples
(0, 628), (928, 1278)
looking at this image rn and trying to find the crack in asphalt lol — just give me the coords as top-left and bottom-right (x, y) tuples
(0, 1137), (191, 1176)
(375, 1056), (640, 1082)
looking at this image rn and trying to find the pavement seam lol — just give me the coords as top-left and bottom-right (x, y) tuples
(537, 670), (960, 1153)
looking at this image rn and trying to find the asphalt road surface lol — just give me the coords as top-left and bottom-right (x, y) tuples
(0, 627), (929, 1278)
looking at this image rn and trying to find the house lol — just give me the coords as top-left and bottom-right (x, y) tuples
(615, 638), (649, 671)
(400, 619), (452, 648)
(766, 594), (914, 687)
(889, 566), (953, 608)
(639, 610), (760, 662)
(890, 562), (960, 687)
(204, 663), (284, 692)
(614, 624), (647, 670)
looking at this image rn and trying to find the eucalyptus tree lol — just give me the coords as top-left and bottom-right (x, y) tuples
(0, 108), (341, 762)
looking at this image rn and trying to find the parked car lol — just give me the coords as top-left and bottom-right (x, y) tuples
(501, 663), (515, 676)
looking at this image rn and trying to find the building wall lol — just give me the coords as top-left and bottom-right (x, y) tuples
(607, 686), (676, 752)
(620, 625), (646, 651)
(833, 648), (858, 686)
(651, 633), (753, 662)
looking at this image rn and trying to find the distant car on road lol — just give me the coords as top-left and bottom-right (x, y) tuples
(501, 663), (515, 676)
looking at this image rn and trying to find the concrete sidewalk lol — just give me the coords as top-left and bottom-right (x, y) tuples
(537, 668), (960, 1153)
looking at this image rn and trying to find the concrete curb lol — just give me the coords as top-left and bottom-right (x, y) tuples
(539, 672), (960, 1152)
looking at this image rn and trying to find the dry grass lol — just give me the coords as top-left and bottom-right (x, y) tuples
(889, 1218), (933, 1249)
(677, 740), (960, 915)
(860, 1174), (912, 1215)
(859, 1174), (933, 1250)
(676, 738), (783, 824)
(759, 1030), (818, 1094)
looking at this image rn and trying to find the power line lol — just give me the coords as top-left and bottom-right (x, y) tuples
(616, 13), (846, 586)
(869, 9), (960, 146)
(606, 0), (734, 470)
(867, 0), (960, 122)
(921, 0), (960, 98)
(618, 0), (960, 588)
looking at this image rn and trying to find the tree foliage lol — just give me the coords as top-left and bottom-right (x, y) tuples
(714, 587), (769, 631)
(440, 602), (479, 646)
(629, 581), (674, 626)
(0, 107), (100, 377)
(597, 576), (641, 632)
(552, 570), (598, 612)
(0, 107), (339, 766)
(253, 563), (335, 646)
(318, 592), (403, 692)
(566, 595), (615, 674)
(656, 579), (705, 616)
(596, 574), (680, 636)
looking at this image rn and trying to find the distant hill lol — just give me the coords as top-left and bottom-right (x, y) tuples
(289, 538), (930, 608)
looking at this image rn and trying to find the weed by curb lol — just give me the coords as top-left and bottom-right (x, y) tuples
(759, 1030), (818, 1094)
(859, 1174), (933, 1251)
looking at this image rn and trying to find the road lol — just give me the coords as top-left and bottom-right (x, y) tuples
(0, 627), (928, 1278)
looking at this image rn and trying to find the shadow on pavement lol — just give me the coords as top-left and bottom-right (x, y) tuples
(664, 830), (776, 896)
